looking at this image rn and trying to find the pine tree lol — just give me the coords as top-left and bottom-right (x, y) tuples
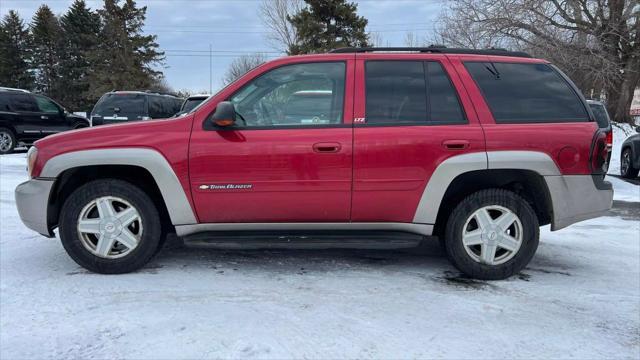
(31, 5), (63, 98)
(88, 0), (164, 98)
(0, 11), (34, 89)
(59, 0), (101, 112)
(288, 0), (369, 55)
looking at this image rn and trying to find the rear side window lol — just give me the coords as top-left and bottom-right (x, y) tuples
(365, 61), (465, 125)
(428, 62), (465, 124)
(9, 94), (38, 112)
(366, 61), (427, 124)
(465, 62), (588, 123)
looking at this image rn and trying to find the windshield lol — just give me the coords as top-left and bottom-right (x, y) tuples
(181, 97), (206, 113)
(92, 93), (146, 120)
(588, 103), (611, 128)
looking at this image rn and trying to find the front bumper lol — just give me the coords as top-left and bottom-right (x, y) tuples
(15, 179), (55, 237)
(545, 175), (613, 231)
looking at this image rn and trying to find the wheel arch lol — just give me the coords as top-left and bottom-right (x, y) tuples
(431, 169), (554, 237)
(42, 148), (197, 230)
(0, 123), (17, 137)
(415, 151), (559, 236)
(621, 141), (640, 168)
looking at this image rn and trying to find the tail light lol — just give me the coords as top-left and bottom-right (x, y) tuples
(605, 130), (613, 148)
(590, 130), (609, 175)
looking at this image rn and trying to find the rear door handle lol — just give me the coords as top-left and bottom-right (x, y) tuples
(313, 142), (342, 153)
(442, 140), (470, 150)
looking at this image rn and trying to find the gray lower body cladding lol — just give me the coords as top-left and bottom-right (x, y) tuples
(14, 178), (55, 237)
(544, 175), (613, 231)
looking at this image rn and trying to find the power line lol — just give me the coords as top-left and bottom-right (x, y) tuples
(146, 27), (437, 34)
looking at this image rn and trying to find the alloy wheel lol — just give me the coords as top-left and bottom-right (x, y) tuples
(621, 149), (630, 175)
(0, 131), (13, 152)
(462, 205), (523, 265)
(77, 196), (143, 259)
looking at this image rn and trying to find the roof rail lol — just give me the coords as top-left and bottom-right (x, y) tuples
(109, 90), (180, 97)
(0, 87), (30, 93)
(329, 46), (532, 58)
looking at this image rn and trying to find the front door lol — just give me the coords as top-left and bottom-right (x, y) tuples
(32, 95), (67, 134)
(189, 60), (354, 223)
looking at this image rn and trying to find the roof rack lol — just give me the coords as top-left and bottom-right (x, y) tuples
(329, 46), (532, 58)
(0, 87), (30, 93)
(109, 90), (180, 97)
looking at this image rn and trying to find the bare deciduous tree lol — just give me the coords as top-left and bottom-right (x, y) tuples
(223, 53), (267, 85)
(433, 0), (640, 123)
(369, 32), (385, 47)
(259, 0), (303, 53)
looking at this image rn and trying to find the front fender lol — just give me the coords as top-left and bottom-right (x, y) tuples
(40, 148), (197, 225)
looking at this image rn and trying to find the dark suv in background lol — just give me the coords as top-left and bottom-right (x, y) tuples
(90, 91), (183, 126)
(175, 94), (210, 116)
(0, 87), (89, 154)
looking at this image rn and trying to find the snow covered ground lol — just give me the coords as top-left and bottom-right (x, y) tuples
(1, 151), (639, 359)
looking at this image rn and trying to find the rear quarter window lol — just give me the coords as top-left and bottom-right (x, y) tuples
(464, 62), (588, 123)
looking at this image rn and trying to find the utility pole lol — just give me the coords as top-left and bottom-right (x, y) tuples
(209, 44), (213, 94)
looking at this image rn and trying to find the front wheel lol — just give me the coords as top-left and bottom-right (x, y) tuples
(444, 189), (539, 280)
(59, 179), (162, 274)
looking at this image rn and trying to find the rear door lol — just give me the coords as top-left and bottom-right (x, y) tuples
(189, 59), (355, 223)
(351, 54), (485, 223)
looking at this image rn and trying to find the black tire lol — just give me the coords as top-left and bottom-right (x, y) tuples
(444, 189), (539, 280)
(621, 147), (639, 179)
(0, 127), (16, 155)
(59, 179), (162, 274)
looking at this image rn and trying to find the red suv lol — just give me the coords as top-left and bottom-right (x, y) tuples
(15, 47), (613, 280)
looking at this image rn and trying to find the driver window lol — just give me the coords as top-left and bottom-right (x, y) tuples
(229, 62), (345, 127)
(34, 95), (60, 114)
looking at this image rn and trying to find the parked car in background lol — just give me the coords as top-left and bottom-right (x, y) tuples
(90, 91), (183, 126)
(16, 47), (613, 280)
(175, 94), (210, 116)
(0, 87), (89, 154)
(587, 99), (613, 167)
(620, 126), (640, 178)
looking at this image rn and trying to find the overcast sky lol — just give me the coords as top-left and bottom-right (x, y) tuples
(0, 0), (443, 93)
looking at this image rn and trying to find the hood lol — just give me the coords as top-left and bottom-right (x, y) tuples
(33, 115), (194, 172)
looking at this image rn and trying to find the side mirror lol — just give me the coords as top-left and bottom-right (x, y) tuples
(211, 101), (236, 127)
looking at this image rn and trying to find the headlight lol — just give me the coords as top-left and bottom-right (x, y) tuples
(27, 146), (38, 178)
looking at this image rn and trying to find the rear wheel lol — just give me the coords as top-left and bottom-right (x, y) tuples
(444, 189), (539, 280)
(621, 148), (639, 178)
(59, 179), (162, 274)
(0, 127), (16, 154)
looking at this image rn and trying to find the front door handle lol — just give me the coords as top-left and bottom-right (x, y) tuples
(313, 142), (342, 153)
(442, 140), (470, 150)
(41, 115), (48, 120)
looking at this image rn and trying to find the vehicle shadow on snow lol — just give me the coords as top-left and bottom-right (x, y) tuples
(115, 235), (581, 288)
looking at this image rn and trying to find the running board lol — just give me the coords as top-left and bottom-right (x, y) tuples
(182, 231), (425, 250)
